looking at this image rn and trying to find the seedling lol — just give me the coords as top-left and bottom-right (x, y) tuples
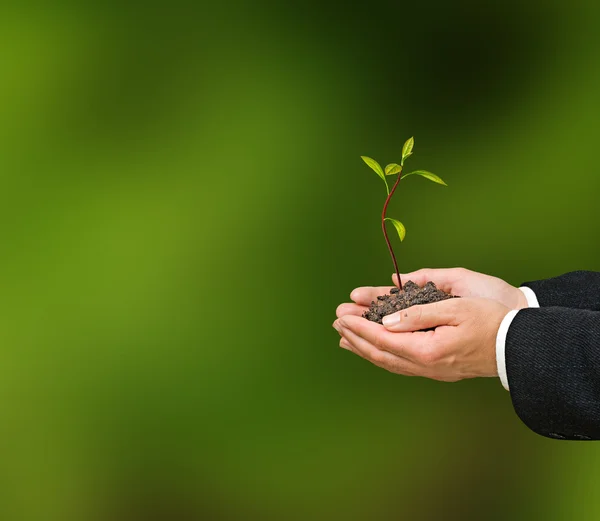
(361, 137), (447, 290)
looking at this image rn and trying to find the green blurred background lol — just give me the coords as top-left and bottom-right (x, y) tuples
(1, 1), (600, 519)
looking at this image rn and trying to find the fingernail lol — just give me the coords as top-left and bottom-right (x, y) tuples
(333, 321), (341, 333)
(382, 314), (400, 327)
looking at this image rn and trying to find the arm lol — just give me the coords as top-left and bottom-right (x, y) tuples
(522, 271), (600, 311)
(334, 297), (600, 440)
(505, 306), (600, 440)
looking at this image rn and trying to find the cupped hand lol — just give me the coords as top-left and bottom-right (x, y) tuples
(333, 297), (510, 381)
(338, 268), (527, 320)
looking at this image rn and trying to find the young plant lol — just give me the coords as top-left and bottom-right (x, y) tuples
(361, 137), (447, 290)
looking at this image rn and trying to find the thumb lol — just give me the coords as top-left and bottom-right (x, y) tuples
(382, 298), (461, 331)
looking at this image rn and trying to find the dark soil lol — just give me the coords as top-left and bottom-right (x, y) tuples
(362, 280), (455, 324)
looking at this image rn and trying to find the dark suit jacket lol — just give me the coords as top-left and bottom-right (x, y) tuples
(506, 271), (600, 440)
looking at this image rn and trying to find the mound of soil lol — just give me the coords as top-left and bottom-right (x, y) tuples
(362, 280), (455, 324)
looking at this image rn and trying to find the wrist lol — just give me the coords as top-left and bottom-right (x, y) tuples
(514, 287), (529, 309)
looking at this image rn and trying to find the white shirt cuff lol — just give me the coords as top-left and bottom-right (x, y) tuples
(496, 287), (540, 391)
(519, 286), (540, 308)
(496, 310), (519, 391)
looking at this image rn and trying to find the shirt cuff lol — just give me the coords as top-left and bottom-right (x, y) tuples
(519, 286), (540, 308)
(496, 287), (540, 391)
(496, 310), (519, 391)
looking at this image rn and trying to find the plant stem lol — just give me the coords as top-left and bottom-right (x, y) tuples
(381, 171), (403, 290)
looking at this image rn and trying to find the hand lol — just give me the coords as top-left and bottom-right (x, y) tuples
(333, 297), (510, 382)
(335, 267), (526, 320)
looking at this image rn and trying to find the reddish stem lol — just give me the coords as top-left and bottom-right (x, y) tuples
(382, 172), (403, 290)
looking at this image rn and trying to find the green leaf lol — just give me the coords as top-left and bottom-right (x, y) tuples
(385, 218), (406, 242)
(360, 156), (385, 181)
(402, 170), (447, 186)
(385, 163), (402, 176)
(401, 137), (414, 164)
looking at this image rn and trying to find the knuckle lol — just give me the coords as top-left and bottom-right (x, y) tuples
(370, 350), (385, 365)
(392, 362), (414, 376)
(373, 332), (388, 350)
(409, 305), (424, 324)
(418, 345), (441, 366)
(442, 297), (461, 314)
(419, 352), (434, 366)
(416, 305), (424, 322)
(453, 298), (471, 314)
(453, 267), (467, 276)
(419, 268), (432, 279)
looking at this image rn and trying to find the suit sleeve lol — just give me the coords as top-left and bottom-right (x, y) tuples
(506, 306), (600, 440)
(521, 270), (600, 311)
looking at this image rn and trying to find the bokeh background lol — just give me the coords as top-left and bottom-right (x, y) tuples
(1, 1), (600, 519)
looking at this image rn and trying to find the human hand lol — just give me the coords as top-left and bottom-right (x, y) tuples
(333, 297), (510, 382)
(335, 267), (526, 320)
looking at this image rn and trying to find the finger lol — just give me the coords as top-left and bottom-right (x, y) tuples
(337, 315), (427, 361)
(339, 326), (419, 375)
(350, 286), (396, 306)
(336, 302), (368, 318)
(393, 269), (431, 287)
(382, 298), (463, 332)
(393, 268), (462, 294)
(340, 337), (352, 351)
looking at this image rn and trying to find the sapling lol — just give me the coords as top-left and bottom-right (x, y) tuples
(360, 137), (453, 324)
